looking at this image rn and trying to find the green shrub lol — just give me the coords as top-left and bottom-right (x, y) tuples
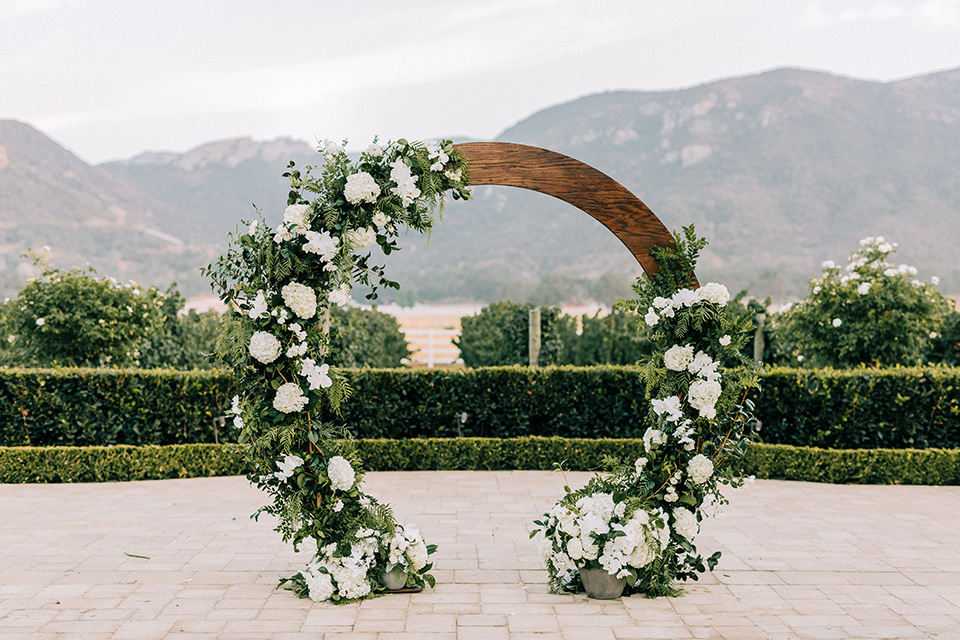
(0, 368), (236, 447)
(756, 366), (960, 449)
(3, 440), (957, 485)
(328, 305), (411, 368)
(456, 301), (576, 366)
(567, 310), (654, 366)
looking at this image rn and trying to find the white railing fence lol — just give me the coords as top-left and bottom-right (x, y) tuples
(402, 328), (462, 368)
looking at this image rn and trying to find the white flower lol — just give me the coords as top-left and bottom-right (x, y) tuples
(322, 138), (344, 157)
(643, 307), (659, 327)
(634, 457), (648, 475)
(372, 212), (391, 227)
(672, 508), (699, 541)
(286, 342), (308, 358)
(333, 500), (344, 512)
(797, 355), (804, 362)
(671, 288), (700, 308)
(390, 159), (421, 206)
(567, 537), (584, 561)
(248, 290), (269, 319)
(653, 296), (670, 309)
(651, 396), (683, 423)
(301, 358), (333, 390)
(857, 282), (872, 295)
(329, 284), (351, 307)
(931, 276), (940, 286)
(248, 220), (258, 235)
(249, 331), (281, 364)
(365, 143), (383, 157)
(273, 382), (308, 413)
(274, 226), (293, 244)
(346, 227), (377, 249)
(884, 268), (898, 277)
(444, 168), (462, 182)
(275, 454), (303, 482)
(283, 204), (311, 235)
(832, 318), (842, 327)
(697, 282), (730, 307)
(281, 282), (317, 319)
(304, 568), (334, 602)
(687, 350), (714, 376)
(643, 427), (667, 452)
(35, 318), (45, 326)
(328, 456), (356, 491)
(664, 344), (694, 371)
(233, 416), (244, 430)
(688, 379), (722, 420)
(821, 260), (836, 269)
(343, 172), (381, 205)
(687, 454), (714, 484)
(931, 332), (939, 339)
(302, 230), (339, 262)
(230, 395), (241, 415)
(719, 335), (731, 346)
(579, 513), (610, 537)
(813, 286), (821, 294)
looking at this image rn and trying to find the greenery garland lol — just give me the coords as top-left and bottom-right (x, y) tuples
(532, 225), (762, 597)
(205, 138), (470, 601)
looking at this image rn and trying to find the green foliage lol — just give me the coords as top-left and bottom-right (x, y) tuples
(0, 368), (236, 447)
(328, 306), (410, 368)
(6, 440), (956, 485)
(567, 310), (654, 366)
(755, 366), (960, 449)
(137, 287), (224, 370)
(776, 237), (951, 367)
(0, 253), (167, 367)
(456, 301), (576, 366)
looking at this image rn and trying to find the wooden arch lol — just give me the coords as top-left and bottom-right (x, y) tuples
(452, 142), (695, 286)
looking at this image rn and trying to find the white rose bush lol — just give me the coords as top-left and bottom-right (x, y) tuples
(206, 138), (469, 601)
(532, 225), (761, 597)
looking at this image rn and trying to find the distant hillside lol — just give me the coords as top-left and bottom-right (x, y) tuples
(2, 66), (959, 302)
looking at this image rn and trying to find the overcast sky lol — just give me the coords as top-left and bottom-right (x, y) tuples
(3, 0), (959, 164)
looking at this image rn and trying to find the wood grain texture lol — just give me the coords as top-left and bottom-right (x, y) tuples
(453, 142), (695, 285)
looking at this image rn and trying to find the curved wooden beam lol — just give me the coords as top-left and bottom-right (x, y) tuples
(453, 142), (694, 285)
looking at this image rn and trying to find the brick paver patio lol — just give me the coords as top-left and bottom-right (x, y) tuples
(2, 471), (959, 639)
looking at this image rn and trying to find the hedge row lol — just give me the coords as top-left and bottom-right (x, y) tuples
(0, 368), (235, 446)
(2, 439), (958, 485)
(2, 366), (959, 450)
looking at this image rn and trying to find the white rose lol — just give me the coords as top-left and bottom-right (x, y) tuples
(346, 227), (377, 249)
(249, 331), (281, 364)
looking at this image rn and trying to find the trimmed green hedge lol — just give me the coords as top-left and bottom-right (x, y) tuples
(757, 367), (960, 449)
(3, 439), (958, 485)
(3, 366), (960, 450)
(0, 368), (235, 446)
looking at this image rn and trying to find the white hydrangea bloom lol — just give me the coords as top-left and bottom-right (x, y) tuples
(283, 204), (311, 235)
(697, 282), (730, 306)
(687, 454), (715, 484)
(643, 427), (667, 452)
(327, 456), (356, 491)
(663, 344), (695, 371)
(672, 508), (699, 541)
(249, 331), (281, 364)
(303, 567), (334, 602)
(343, 172), (381, 205)
(346, 227), (377, 249)
(281, 282), (317, 319)
(329, 284), (351, 307)
(273, 382), (308, 413)
(857, 282), (872, 295)
(687, 379), (722, 420)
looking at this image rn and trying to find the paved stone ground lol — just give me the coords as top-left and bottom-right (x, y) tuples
(1, 472), (959, 639)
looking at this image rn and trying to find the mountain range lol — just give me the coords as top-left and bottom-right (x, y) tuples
(1, 66), (958, 303)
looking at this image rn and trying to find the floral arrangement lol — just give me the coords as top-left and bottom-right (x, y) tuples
(532, 225), (760, 597)
(206, 137), (468, 601)
(777, 235), (950, 367)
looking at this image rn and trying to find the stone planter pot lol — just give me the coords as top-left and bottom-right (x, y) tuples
(382, 565), (407, 591)
(579, 567), (626, 600)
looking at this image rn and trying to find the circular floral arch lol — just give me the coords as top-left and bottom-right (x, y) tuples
(453, 142), (697, 286)
(211, 138), (755, 603)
